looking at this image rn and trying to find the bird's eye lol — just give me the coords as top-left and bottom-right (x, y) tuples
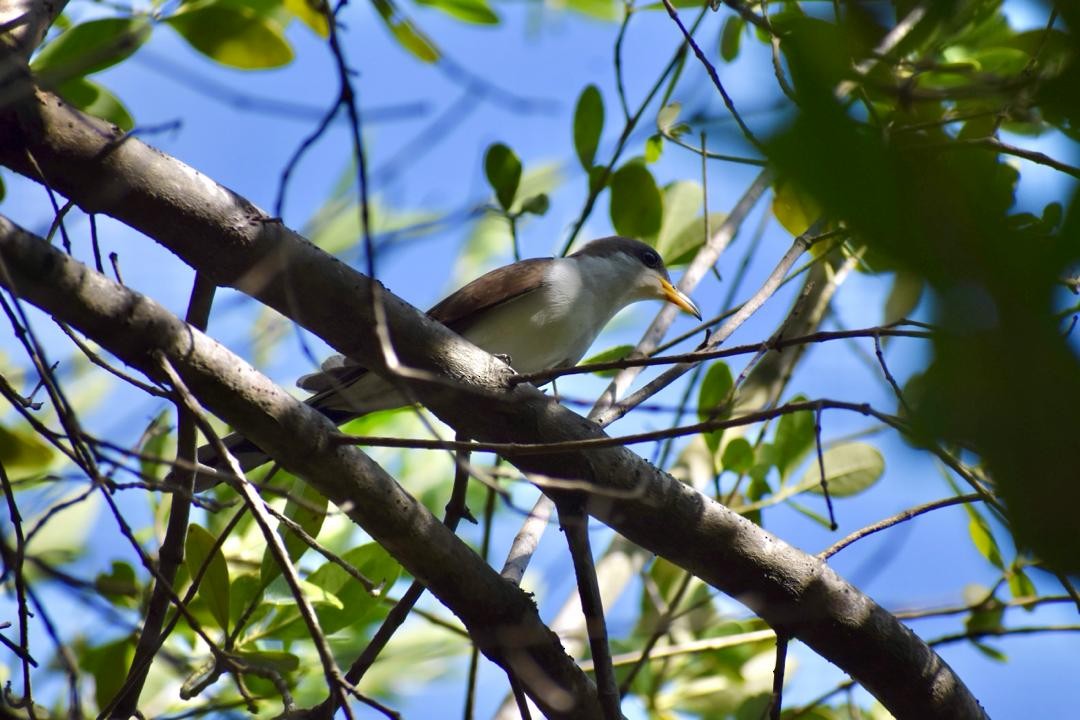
(641, 250), (661, 268)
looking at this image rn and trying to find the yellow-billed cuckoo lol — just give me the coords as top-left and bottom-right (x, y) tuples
(193, 236), (699, 477)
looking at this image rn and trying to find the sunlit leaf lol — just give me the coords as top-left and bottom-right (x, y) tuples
(305, 543), (400, 634)
(720, 437), (753, 473)
(373, 0), (440, 62)
(645, 133), (664, 163)
(185, 524), (231, 633)
(968, 514), (1004, 570)
(283, 0), (329, 37)
(53, 76), (135, 130)
(573, 84), (604, 170)
(26, 490), (100, 563)
(661, 211), (726, 266)
(971, 640), (1008, 662)
(166, 2), (294, 69)
(564, 0), (621, 22)
(32, 17), (152, 78)
(772, 177), (820, 237)
(697, 362), (733, 455)
(802, 442), (884, 497)
(657, 101), (689, 138)
(651, 180), (702, 256)
(416, 0), (499, 25)
(582, 344), (635, 376)
(0, 421), (55, 474)
(1007, 566), (1037, 610)
(260, 476), (328, 585)
(772, 398), (814, 479)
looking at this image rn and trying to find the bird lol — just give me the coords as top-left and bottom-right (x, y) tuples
(188, 236), (700, 481)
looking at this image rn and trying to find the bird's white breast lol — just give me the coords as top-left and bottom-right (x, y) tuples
(460, 257), (628, 374)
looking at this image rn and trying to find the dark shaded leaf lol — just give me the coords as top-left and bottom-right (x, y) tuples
(573, 84), (604, 170)
(484, 142), (522, 211)
(186, 524), (231, 633)
(610, 162), (662, 237)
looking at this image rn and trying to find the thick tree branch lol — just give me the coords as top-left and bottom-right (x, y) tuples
(0, 216), (601, 720)
(0, 90), (988, 719)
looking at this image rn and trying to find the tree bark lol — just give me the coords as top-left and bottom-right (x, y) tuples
(0, 88), (988, 719)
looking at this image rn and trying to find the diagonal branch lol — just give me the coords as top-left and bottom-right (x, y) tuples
(0, 216), (602, 720)
(0, 89), (988, 719)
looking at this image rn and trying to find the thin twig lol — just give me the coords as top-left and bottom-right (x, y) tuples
(821, 493), (983, 560)
(557, 502), (621, 720)
(660, 0), (762, 151)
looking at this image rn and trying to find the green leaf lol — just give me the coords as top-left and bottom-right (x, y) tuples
(883, 271), (924, 326)
(771, 177), (820, 237)
(185, 524), (231, 633)
(564, 0), (621, 21)
(166, 2), (293, 69)
(372, 0), (440, 63)
(609, 162), (663, 237)
(573, 84), (604, 170)
(26, 490), (100, 563)
(235, 649), (300, 674)
(229, 572), (265, 629)
(720, 437), (753, 474)
(720, 15), (744, 62)
(1007, 566), (1037, 610)
(484, 142), (522, 211)
(964, 588), (1004, 636)
(137, 410), (172, 484)
(588, 165), (610, 195)
(803, 442), (884, 497)
(971, 640), (1008, 663)
(747, 463), (772, 502)
(1042, 201), (1063, 229)
(0, 421), (55, 475)
(519, 193), (550, 216)
(661, 211), (726, 266)
(85, 635), (136, 712)
(54, 76), (134, 130)
(415, 0), (499, 24)
(771, 398), (814, 479)
(644, 133), (663, 163)
(94, 561), (139, 604)
(968, 514), (1005, 570)
(260, 476), (328, 586)
(971, 47), (1029, 77)
(283, 0), (329, 37)
(581, 344), (635, 377)
(651, 180), (702, 254)
(32, 17), (152, 78)
(305, 543), (400, 634)
(697, 362), (733, 455)
(656, 101), (691, 139)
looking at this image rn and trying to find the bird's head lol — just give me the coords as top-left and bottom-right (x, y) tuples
(570, 236), (702, 320)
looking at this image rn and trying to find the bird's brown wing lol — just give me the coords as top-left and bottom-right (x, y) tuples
(298, 258), (552, 397)
(427, 257), (552, 333)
